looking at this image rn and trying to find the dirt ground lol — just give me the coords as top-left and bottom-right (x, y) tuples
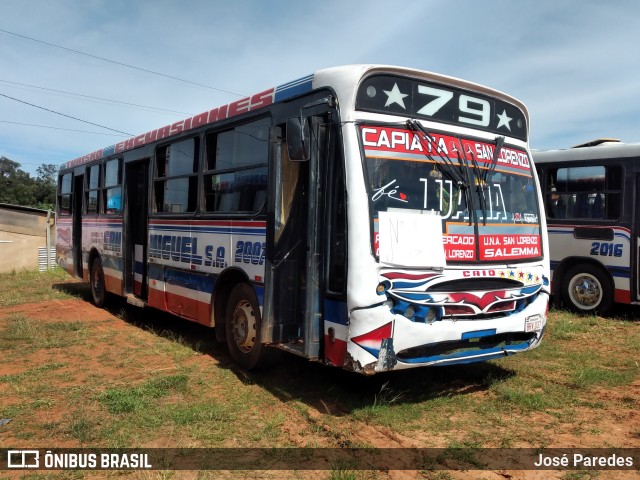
(1, 292), (639, 480)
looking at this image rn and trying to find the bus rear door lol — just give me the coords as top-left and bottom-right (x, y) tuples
(124, 159), (149, 303)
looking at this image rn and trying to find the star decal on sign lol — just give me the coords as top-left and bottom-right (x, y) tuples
(496, 109), (512, 131)
(383, 83), (408, 109)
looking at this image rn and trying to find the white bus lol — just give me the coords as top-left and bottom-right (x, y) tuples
(56, 64), (549, 374)
(534, 139), (638, 314)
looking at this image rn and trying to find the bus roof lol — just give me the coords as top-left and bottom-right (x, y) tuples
(533, 140), (640, 164)
(60, 64), (529, 172)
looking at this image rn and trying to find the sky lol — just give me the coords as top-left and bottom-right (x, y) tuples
(1, 0), (639, 176)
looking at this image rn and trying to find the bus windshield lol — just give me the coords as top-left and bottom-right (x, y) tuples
(362, 125), (542, 263)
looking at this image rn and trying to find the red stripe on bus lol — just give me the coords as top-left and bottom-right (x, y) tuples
(615, 289), (631, 304)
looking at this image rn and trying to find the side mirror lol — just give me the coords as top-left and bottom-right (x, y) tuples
(286, 117), (310, 161)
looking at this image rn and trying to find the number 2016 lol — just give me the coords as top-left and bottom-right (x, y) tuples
(590, 242), (623, 257)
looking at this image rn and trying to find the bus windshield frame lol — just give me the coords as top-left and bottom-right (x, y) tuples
(360, 123), (543, 264)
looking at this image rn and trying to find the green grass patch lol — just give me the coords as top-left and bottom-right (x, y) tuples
(0, 269), (74, 307)
(98, 374), (189, 414)
(572, 366), (635, 388)
(0, 315), (88, 350)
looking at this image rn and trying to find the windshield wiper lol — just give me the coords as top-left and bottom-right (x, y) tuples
(459, 144), (488, 226)
(406, 120), (467, 187)
(406, 120), (473, 224)
(483, 136), (504, 185)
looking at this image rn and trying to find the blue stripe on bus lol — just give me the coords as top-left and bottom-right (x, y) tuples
(550, 260), (631, 279)
(399, 341), (532, 365)
(275, 74), (313, 101)
(134, 261), (144, 275)
(324, 299), (349, 326)
(547, 227), (631, 242)
(163, 268), (216, 293)
(150, 225), (265, 236)
(102, 255), (123, 271)
(461, 329), (497, 340)
(147, 263), (265, 305)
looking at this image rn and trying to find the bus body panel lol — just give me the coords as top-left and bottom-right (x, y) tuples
(547, 224), (632, 304)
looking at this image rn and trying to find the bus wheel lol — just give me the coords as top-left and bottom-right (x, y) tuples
(560, 264), (613, 315)
(90, 256), (107, 308)
(225, 283), (265, 370)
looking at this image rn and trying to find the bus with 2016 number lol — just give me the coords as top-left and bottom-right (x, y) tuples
(534, 139), (640, 315)
(56, 64), (549, 374)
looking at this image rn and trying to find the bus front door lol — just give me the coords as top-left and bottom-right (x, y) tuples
(265, 115), (330, 360)
(124, 160), (149, 301)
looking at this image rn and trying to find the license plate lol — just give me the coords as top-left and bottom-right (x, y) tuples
(525, 316), (542, 332)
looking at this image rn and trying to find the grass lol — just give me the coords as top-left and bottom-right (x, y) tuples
(98, 374), (190, 413)
(0, 268), (74, 307)
(0, 270), (639, 477)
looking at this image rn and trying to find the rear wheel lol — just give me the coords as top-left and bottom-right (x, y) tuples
(225, 283), (269, 370)
(90, 256), (107, 307)
(560, 263), (613, 315)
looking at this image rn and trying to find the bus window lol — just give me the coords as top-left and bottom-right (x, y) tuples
(548, 165), (622, 220)
(154, 138), (199, 213)
(103, 158), (122, 215)
(203, 118), (269, 214)
(85, 164), (100, 214)
(58, 173), (72, 215)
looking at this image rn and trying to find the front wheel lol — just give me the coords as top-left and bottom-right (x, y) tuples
(90, 256), (108, 307)
(560, 263), (613, 315)
(225, 283), (270, 370)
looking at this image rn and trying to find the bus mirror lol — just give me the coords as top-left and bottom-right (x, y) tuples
(286, 117), (310, 161)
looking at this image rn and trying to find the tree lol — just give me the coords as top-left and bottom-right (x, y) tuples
(0, 157), (57, 210)
(36, 163), (58, 187)
(34, 163), (58, 210)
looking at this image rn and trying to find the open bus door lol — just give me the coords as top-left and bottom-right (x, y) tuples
(124, 159), (149, 304)
(635, 175), (640, 302)
(72, 174), (84, 278)
(264, 109), (336, 360)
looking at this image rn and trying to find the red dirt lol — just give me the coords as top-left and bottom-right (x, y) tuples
(1, 298), (638, 479)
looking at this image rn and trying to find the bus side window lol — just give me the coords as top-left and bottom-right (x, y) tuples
(58, 173), (73, 215)
(154, 138), (199, 213)
(85, 164), (100, 214)
(203, 117), (269, 214)
(103, 158), (122, 215)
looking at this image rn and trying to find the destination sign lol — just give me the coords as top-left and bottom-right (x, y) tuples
(356, 75), (527, 141)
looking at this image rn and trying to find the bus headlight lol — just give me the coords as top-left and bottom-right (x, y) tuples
(376, 281), (390, 295)
(405, 305), (416, 319)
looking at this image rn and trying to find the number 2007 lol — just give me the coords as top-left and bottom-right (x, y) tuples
(235, 241), (266, 265)
(590, 242), (623, 257)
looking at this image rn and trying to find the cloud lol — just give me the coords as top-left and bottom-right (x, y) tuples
(0, 0), (639, 174)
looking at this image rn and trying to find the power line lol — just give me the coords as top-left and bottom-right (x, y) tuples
(0, 120), (124, 137)
(0, 28), (244, 97)
(0, 79), (195, 116)
(0, 93), (133, 136)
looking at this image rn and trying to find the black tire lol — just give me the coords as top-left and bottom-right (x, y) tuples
(90, 256), (107, 308)
(560, 263), (613, 315)
(224, 283), (269, 370)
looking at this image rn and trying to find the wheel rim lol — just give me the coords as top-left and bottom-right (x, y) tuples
(568, 273), (602, 310)
(231, 299), (257, 353)
(92, 265), (103, 301)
